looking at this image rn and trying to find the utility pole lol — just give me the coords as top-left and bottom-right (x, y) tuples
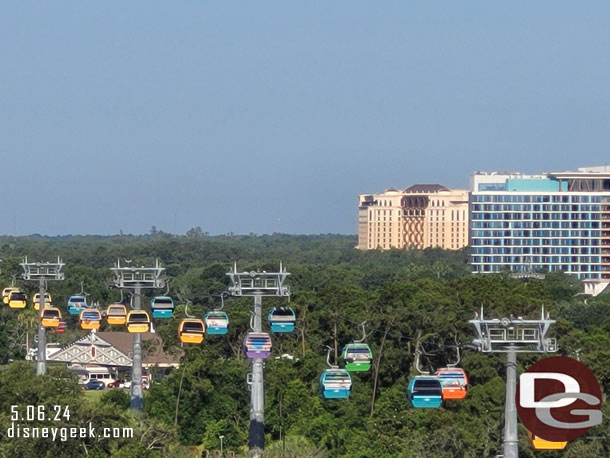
(227, 262), (291, 458)
(469, 307), (557, 458)
(20, 257), (65, 376)
(111, 258), (165, 411)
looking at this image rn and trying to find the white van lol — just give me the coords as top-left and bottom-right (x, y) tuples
(76, 366), (118, 386)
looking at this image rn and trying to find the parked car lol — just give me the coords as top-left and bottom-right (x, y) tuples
(84, 380), (105, 390)
(118, 380), (149, 390)
(107, 379), (124, 388)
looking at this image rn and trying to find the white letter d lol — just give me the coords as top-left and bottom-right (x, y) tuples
(520, 373), (580, 408)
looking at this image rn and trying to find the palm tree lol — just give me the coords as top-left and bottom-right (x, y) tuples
(15, 308), (38, 357)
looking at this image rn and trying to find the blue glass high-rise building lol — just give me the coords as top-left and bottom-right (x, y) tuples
(470, 166), (610, 294)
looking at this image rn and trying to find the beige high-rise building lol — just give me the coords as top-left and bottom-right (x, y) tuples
(357, 185), (469, 250)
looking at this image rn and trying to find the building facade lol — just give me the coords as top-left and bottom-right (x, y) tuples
(357, 185), (469, 250)
(470, 166), (610, 294)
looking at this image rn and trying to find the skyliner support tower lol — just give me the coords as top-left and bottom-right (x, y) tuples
(227, 262), (291, 458)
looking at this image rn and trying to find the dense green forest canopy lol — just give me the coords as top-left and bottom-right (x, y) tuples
(0, 234), (608, 457)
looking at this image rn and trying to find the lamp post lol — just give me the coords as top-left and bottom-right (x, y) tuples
(219, 435), (225, 456)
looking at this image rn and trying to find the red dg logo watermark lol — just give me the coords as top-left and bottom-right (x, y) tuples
(516, 356), (603, 442)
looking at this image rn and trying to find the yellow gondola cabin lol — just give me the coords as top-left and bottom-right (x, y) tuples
(126, 310), (150, 333)
(41, 307), (62, 328)
(106, 304), (127, 325)
(178, 319), (205, 344)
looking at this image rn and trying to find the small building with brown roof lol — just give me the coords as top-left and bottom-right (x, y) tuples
(47, 331), (182, 384)
(97, 332), (183, 368)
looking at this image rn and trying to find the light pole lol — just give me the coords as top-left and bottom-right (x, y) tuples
(111, 258), (166, 411)
(219, 435), (225, 456)
(226, 262), (291, 458)
(469, 307), (557, 458)
(20, 256), (65, 376)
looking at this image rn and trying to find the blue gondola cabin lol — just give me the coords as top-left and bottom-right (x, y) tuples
(150, 296), (174, 319)
(407, 376), (443, 408)
(320, 369), (352, 399)
(267, 307), (296, 333)
(204, 311), (229, 335)
(67, 296), (87, 316)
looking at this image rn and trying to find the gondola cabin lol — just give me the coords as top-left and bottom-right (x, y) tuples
(435, 368), (468, 400)
(243, 332), (272, 359)
(150, 296), (174, 319)
(41, 307), (62, 328)
(320, 369), (352, 399)
(126, 310), (150, 333)
(178, 319), (205, 344)
(8, 291), (27, 309)
(67, 296), (87, 316)
(204, 311), (229, 335)
(528, 431), (567, 450)
(55, 321), (67, 334)
(79, 309), (102, 330)
(407, 376), (443, 408)
(267, 307), (296, 333)
(33, 292), (52, 311)
(342, 343), (373, 372)
(2, 287), (19, 305)
(106, 304), (127, 325)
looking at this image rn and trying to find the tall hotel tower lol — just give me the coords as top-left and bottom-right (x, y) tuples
(357, 185), (469, 250)
(470, 166), (610, 295)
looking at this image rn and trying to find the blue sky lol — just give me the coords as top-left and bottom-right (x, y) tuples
(2, 2), (609, 235)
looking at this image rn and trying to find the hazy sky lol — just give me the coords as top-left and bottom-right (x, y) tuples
(2, 2), (609, 236)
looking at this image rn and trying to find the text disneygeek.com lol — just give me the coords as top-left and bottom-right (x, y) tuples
(7, 423), (133, 441)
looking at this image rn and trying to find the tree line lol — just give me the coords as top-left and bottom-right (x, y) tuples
(0, 234), (608, 457)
